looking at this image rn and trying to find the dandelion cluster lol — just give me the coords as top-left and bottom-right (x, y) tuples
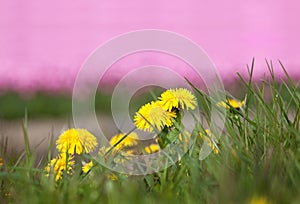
(134, 88), (197, 133)
(45, 128), (98, 181)
(44, 88), (244, 181)
(133, 88), (203, 154)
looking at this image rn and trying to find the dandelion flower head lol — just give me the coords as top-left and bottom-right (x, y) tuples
(159, 88), (197, 111)
(56, 128), (98, 155)
(134, 101), (176, 132)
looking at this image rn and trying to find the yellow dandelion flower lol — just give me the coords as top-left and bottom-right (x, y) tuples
(248, 195), (271, 204)
(159, 88), (197, 111)
(134, 101), (176, 132)
(82, 161), (93, 173)
(145, 143), (160, 154)
(198, 129), (219, 154)
(45, 154), (74, 181)
(217, 99), (244, 110)
(56, 129), (98, 155)
(56, 129), (82, 154)
(110, 132), (138, 150)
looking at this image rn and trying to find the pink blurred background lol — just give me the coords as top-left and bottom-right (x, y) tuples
(0, 0), (299, 93)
